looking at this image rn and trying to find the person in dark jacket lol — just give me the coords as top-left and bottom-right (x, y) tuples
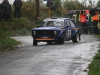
(5, 1), (12, 21)
(2, 0), (8, 21)
(0, 3), (3, 21)
(13, 0), (22, 18)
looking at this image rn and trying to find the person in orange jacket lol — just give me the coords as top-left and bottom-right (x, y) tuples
(80, 10), (87, 34)
(92, 10), (99, 34)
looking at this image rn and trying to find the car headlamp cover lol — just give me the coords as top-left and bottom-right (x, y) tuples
(33, 31), (36, 35)
(54, 31), (57, 34)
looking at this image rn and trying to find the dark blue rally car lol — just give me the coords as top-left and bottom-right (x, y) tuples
(31, 17), (81, 46)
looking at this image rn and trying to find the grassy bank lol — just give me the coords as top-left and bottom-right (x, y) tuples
(0, 17), (35, 51)
(88, 50), (100, 75)
(0, 38), (20, 51)
(88, 35), (100, 75)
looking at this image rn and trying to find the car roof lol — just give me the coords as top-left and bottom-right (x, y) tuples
(44, 17), (70, 21)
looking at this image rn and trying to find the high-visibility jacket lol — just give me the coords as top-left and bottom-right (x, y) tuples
(87, 14), (92, 22)
(97, 22), (100, 29)
(80, 14), (86, 22)
(92, 14), (98, 21)
(97, 14), (100, 29)
(98, 14), (100, 21)
(75, 14), (80, 22)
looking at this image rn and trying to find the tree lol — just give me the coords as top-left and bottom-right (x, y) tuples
(89, 0), (92, 8)
(63, 0), (88, 11)
(97, 0), (100, 7)
(36, 0), (40, 19)
(53, 0), (62, 16)
(63, 0), (80, 10)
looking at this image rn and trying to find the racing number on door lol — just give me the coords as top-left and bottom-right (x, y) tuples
(66, 30), (71, 38)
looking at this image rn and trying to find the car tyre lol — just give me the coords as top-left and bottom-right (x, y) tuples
(47, 42), (52, 45)
(33, 40), (37, 46)
(59, 34), (64, 44)
(72, 33), (79, 43)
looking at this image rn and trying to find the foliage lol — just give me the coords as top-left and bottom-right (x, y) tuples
(97, 0), (100, 7)
(14, 28), (31, 36)
(88, 50), (100, 75)
(0, 17), (32, 51)
(21, 1), (36, 21)
(0, 38), (20, 51)
(0, 17), (33, 30)
(63, 0), (90, 11)
(0, 28), (7, 39)
(53, 0), (62, 17)
(89, 0), (92, 7)
(96, 35), (100, 41)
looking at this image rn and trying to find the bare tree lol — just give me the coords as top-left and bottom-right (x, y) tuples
(81, 0), (87, 6)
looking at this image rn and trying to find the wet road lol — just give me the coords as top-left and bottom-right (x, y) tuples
(0, 35), (99, 75)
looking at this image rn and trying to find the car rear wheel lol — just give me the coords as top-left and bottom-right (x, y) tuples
(33, 40), (37, 46)
(72, 33), (79, 43)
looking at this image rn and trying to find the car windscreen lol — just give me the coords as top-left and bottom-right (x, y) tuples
(43, 20), (64, 27)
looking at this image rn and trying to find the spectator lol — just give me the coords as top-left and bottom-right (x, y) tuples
(92, 10), (99, 34)
(2, 0), (7, 21)
(97, 10), (100, 35)
(97, 20), (100, 35)
(13, 0), (22, 18)
(80, 10), (87, 34)
(86, 11), (93, 34)
(75, 10), (80, 27)
(87, 13), (93, 34)
(0, 2), (3, 21)
(5, 1), (12, 21)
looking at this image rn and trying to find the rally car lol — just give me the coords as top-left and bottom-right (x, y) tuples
(31, 17), (81, 46)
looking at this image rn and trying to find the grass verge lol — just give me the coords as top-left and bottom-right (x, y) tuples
(88, 50), (100, 75)
(0, 37), (20, 51)
(0, 17), (33, 51)
(88, 35), (100, 75)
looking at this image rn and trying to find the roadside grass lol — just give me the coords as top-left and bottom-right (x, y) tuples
(0, 17), (34, 51)
(97, 35), (100, 41)
(6, 28), (31, 36)
(88, 50), (100, 75)
(88, 35), (100, 75)
(0, 38), (20, 51)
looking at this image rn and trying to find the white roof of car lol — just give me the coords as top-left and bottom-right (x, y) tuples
(44, 17), (70, 21)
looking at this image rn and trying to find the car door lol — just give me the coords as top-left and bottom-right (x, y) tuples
(69, 20), (79, 36)
(64, 19), (72, 40)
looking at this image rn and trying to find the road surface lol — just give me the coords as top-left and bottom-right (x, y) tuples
(0, 35), (99, 75)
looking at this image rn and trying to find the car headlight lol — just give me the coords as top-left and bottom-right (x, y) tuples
(54, 31), (57, 35)
(33, 31), (36, 35)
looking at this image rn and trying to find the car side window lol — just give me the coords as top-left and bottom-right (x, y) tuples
(64, 20), (67, 26)
(66, 20), (71, 27)
(69, 20), (75, 27)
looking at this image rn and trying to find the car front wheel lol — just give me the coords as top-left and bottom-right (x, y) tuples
(59, 34), (64, 44)
(33, 40), (38, 46)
